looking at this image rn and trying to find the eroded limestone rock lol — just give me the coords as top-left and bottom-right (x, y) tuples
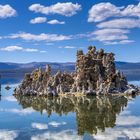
(14, 46), (139, 96)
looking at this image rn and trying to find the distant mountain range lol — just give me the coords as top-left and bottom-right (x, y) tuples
(0, 62), (75, 70)
(0, 62), (75, 84)
(0, 61), (140, 83)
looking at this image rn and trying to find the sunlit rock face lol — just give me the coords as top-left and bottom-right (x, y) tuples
(14, 46), (139, 96)
(14, 95), (128, 135)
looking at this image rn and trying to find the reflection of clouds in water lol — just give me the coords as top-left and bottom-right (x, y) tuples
(0, 107), (35, 115)
(3, 96), (17, 102)
(92, 109), (140, 140)
(48, 121), (67, 127)
(0, 130), (18, 140)
(129, 81), (140, 87)
(31, 121), (67, 130)
(32, 123), (48, 130)
(31, 130), (82, 140)
(121, 96), (135, 109)
(116, 115), (140, 126)
(93, 127), (140, 140)
(119, 110), (131, 116)
(128, 100), (135, 105)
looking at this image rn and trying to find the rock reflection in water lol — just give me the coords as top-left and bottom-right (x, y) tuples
(14, 95), (128, 135)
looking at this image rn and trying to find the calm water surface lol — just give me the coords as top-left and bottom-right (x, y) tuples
(0, 81), (140, 140)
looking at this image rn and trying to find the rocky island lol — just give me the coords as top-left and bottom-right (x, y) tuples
(14, 46), (139, 96)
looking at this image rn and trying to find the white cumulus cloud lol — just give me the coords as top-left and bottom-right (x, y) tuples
(97, 18), (140, 29)
(122, 2), (140, 17)
(89, 28), (133, 44)
(87, 2), (140, 45)
(0, 46), (23, 51)
(5, 32), (71, 42)
(24, 48), (38, 52)
(0, 46), (46, 53)
(88, 2), (121, 22)
(92, 28), (129, 36)
(47, 19), (65, 25)
(59, 46), (75, 49)
(30, 17), (47, 24)
(64, 46), (75, 49)
(29, 2), (81, 17)
(76, 28), (135, 45)
(0, 4), (16, 19)
(88, 2), (140, 22)
(104, 40), (135, 45)
(40, 51), (47, 53)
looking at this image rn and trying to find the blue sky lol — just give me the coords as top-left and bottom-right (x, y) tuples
(0, 0), (140, 63)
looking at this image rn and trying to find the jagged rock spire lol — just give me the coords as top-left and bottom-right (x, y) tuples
(14, 45), (138, 96)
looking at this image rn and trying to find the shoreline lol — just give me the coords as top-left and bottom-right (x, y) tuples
(13, 91), (139, 98)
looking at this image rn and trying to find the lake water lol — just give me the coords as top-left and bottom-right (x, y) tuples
(0, 81), (140, 140)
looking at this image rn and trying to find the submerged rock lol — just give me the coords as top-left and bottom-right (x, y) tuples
(14, 46), (139, 96)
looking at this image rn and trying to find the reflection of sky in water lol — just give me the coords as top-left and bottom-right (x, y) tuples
(0, 81), (139, 140)
(129, 80), (140, 86)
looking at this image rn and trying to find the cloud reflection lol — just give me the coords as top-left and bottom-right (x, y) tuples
(32, 123), (48, 130)
(0, 130), (18, 140)
(93, 109), (140, 140)
(0, 107), (35, 115)
(3, 96), (17, 102)
(93, 127), (140, 140)
(48, 121), (67, 127)
(31, 130), (82, 140)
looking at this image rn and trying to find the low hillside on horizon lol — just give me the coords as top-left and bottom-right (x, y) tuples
(0, 61), (140, 83)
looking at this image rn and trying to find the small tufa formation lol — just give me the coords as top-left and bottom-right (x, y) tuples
(14, 46), (138, 96)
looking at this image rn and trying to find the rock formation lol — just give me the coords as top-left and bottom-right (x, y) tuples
(14, 46), (139, 96)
